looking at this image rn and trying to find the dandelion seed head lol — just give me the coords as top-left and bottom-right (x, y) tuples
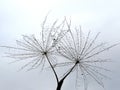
(2, 17), (69, 71)
(56, 26), (117, 90)
(1, 16), (118, 90)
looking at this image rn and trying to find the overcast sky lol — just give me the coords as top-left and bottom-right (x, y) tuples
(0, 0), (120, 90)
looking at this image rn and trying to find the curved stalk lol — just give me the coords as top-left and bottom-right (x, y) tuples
(45, 54), (59, 84)
(56, 61), (78, 90)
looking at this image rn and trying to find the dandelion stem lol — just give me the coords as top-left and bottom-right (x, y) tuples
(56, 61), (78, 90)
(45, 54), (59, 84)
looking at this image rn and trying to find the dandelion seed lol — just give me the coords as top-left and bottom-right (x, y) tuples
(1, 16), (118, 90)
(2, 17), (69, 72)
(56, 26), (118, 90)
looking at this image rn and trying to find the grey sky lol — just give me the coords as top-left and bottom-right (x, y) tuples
(0, 0), (120, 90)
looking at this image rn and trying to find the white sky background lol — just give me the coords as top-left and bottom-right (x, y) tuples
(0, 0), (120, 90)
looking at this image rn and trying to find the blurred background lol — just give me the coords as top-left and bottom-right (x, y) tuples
(0, 0), (120, 90)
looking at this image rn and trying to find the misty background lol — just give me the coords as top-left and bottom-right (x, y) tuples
(0, 0), (120, 90)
